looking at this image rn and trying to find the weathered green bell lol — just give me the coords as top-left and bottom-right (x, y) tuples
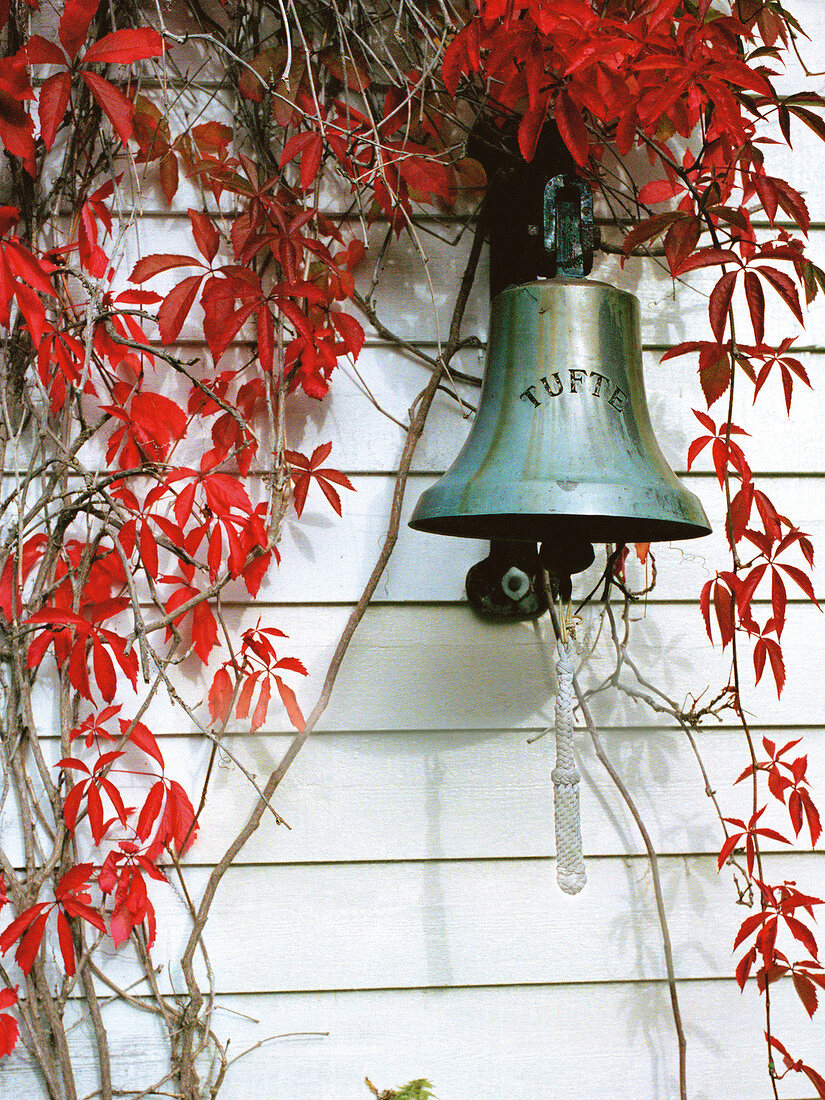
(409, 277), (711, 547)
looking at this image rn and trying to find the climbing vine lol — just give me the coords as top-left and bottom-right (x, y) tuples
(0, 0), (823, 1097)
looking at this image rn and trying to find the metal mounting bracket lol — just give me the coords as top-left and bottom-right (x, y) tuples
(543, 175), (595, 277)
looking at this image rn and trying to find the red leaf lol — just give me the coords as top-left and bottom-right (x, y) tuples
(235, 670), (260, 721)
(801, 790), (822, 847)
(770, 569), (787, 639)
(686, 435), (711, 472)
(785, 914), (818, 957)
(330, 310), (365, 359)
(754, 636), (785, 696)
(735, 947), (756, 989)
(14, 283), (47, 347)
(637, 178), (684, 205)
(774, 178), (811, 236)
(149, 780), (197, 856)
(207, 522), (222, 582)
(86, 780), (105, 844)
(622, 212), (681, 259)
(80, 71), (135, 147)
(130, 391), (188, 459)
(82, 28), (165, 65)
(173, 479), (197, 528)
(59, 0), (98, 60)
(792, 973), (818, 1018)
(744, 271), (765, 345)
(315, 476), (342, 516)
(663, 217), (700, 274)
(397, 155), (454, 204)
(708, 270), (738, 343)
(0, 901), (41, 952)
(191, 600), (218, 664)
(62, 783), (86, 834)
(56, 909), (76, 977)
(188, 208), (219, 264)
(139, 522), (158, 579)
(24, 35), (68, 66)
(14, 910), (49, 974)
(60, 898), (105, 934)
(275, 656), (307, 676)
(136, 781), (164, 842)
(37, 71), (71, 152)
(717, 830), (743, 869)
(251, 675), (271, 732)
(280, 131), (324, 192)
(92, 638), (116, 702)
(554, 91), (589, 167)
(159, 151), (179, 205)
(758, 265), (804, 324)
(714, 580), (736, 647)
(0, 987), (18, 1057)
(275, 676), (305, 732)
(203, 473), (253, 516)
(789, 789), (804, 837)
(208, 667), (233, 725)
(158, 273), (203, 344)
(734, 911), (766, 950)
(243, 549), (273, 598)
(698, 344), (731, 408)
(674, 248), (740, 275)
(130, 254), (202, 282)
(125, 720), (164, 769)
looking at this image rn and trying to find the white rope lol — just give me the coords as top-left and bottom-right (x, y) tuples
(552, 639), (586, 895)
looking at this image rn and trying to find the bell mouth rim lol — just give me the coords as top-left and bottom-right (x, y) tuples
(408, 512), (712, 544)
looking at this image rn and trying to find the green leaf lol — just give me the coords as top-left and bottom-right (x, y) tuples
(393, 1083), (437, 1100)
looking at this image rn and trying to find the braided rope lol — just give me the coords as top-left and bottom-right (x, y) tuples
(552, 639), (586, 895)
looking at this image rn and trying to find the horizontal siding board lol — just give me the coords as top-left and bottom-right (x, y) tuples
(223, 473), (823, 605)
(9, 601), (801, 738)
(119, 218), (825, 347)
(142, 726), (825, 861)
(46, 853), (823, 996)
(355, 230), (825, 347)
(112, 602), (824, 735)
(72, 341), (825, 477)
(23, 594), (825, 750)
(6, 727), (821, 866)
(288, 346), (825, 477)
(1, 980), (819, 1099)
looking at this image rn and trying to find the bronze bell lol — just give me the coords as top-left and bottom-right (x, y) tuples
(409, 276), (711, 549)
(409, 160), (710, 618)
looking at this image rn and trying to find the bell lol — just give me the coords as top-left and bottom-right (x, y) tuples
(409, 277), (711, 550)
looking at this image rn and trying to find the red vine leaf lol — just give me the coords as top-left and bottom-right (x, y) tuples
(554, 91), (589, 167)
(708, 270), (738, 343)
(80, 71), (135, 147)
(82, 28), (165, 66)
(792, 972), (818, 1018)
(284, 442), (355, 517)
(744, 271), (765, 344)
(0, 986), (18, 1058)
(754, 635), (786, 696)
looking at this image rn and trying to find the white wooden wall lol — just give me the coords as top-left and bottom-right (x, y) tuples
(5, 7), (825, 1098)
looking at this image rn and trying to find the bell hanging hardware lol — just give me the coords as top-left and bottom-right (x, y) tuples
(543, 176), (595, 278)
(409, 148), (711, 618)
